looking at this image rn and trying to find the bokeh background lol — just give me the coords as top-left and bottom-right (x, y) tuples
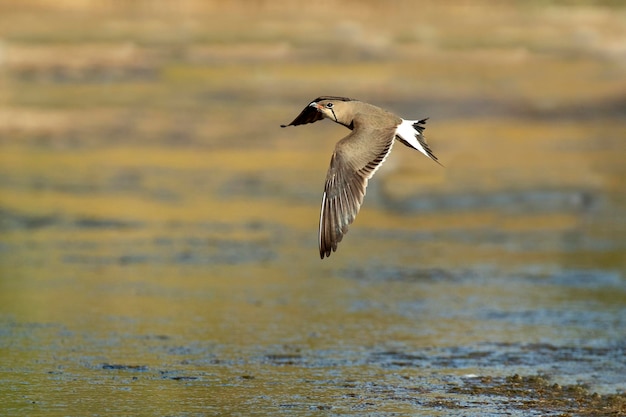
(1, 1), (625, 415)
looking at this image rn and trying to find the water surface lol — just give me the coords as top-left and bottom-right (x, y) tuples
(1, 2), (625, 416)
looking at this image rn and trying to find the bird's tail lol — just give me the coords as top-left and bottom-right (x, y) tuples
(395, 118), (442, 166)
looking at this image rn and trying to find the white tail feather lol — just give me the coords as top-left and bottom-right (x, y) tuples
(394, 118), (441, 165)
(395, 119), (429, 158)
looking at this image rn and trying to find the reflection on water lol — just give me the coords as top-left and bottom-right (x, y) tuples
(1, 2), (625, 416)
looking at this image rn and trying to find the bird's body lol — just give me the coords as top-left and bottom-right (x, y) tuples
(281, 96), (440, 259)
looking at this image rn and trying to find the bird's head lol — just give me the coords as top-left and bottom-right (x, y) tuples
(309, 98), (353, 126)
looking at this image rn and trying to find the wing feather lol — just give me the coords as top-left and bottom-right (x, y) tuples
(318, 127), (396, 258)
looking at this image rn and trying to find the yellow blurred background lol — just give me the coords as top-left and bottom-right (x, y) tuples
(1, 0), (624, 267)
(1, 2), (626, 415)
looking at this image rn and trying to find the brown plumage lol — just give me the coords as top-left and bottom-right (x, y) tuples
(282, 96), (440, 259)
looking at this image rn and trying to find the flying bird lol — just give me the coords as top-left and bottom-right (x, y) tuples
(281, 96), (441, 259)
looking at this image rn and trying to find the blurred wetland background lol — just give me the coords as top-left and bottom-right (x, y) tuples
(1, 0), (625, 415)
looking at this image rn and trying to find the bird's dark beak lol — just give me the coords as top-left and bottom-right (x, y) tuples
(309, 102), (323, 111)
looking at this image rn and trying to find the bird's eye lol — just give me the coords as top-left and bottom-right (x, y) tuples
(326, 103), (334, 108)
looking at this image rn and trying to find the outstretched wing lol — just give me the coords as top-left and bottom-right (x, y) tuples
(281, 96), (354, 127)
(319, 126), (396, 258)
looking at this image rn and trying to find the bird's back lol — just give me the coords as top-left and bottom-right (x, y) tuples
(349, 101), (402, 130)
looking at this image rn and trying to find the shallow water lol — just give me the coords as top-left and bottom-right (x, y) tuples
(1, 145), (624, 415)
(1, 2), (626, 416)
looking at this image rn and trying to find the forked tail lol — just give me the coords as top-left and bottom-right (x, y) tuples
(395, 118), (442, 166)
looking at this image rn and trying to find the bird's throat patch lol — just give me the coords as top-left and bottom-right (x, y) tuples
(330, 108), (338, 123)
